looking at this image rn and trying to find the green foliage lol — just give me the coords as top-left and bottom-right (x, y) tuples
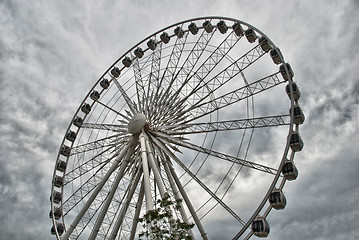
(138, 194), (195, 240)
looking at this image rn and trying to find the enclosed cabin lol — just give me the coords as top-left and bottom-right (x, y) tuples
(49, 207), (62, 220)
(203, 20), (213, 33)
(50, 191), (62, 204)
(60, 145), (71, 157)
(285, 82), (301, 101)
(269, 189), (287, 210)
(188, 22), (199, 35)
(270, 48), (282, 65)
(51, 223), (64, 236)
(147, 39), (157, 50)
(100, 78), (110, 89)
(252, 216), (270, 237)
(259, 37), (271, 52)
(290, 132), (304, 152)
(290, 105), (305, 125)
(282, 160), (298, 180)
(111, 67), (121, 78)
(280, 63), (294, 81)
(217, 20), (228, 34)
(56, 160), (67, 172)
(73, 116), (83, 127)
(160, 32), (170, 44)
(66, 130), (77, 142)
(134, 47), (144, 58)
(174, 26), (185, 38)
(245, 28), (257, 43)
(232, 22), (244, 36)
(90, 90), (100, 101)
(81, 103), (91, 114)
(53, 175), (64, 188)
(122, 57), (132, 67)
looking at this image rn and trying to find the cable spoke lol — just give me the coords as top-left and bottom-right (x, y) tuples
(149, 134), (246, 226)
(152, 131), (278, 176)
(112, 77), (137, 115)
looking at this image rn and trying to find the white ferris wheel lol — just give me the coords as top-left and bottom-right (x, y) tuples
(50, 16), (305, 239)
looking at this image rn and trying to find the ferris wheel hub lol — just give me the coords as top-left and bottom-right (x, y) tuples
(128, 112), (147, 134)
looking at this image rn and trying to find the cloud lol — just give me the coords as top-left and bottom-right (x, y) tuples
(0, 0), (358, 239)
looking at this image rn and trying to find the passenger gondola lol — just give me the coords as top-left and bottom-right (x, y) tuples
(122, 57), (132, 67)
(217, 20), (228, 34)
(53, 175), (64, 188)
(259, 37), (271, 52)
(134, 47), (144, 58)
(73, 117), (83, 127)
(270, 48), (282, 64)
(269, 189), (286, 210)
(110, 67), (121, 77)
(160, 32), (170, 44)
(51, 223), (64, 236)
(60, 145), (71, 157)
(252, 216), (270, 237)
(285, 82), (301, 100)
(245, 28), (257, 43)
(232, 22), (244, 36)
(81, 103), (91, 114)
(100, 78), (110, 89)
(203, 20), (213, 33)
(188, 22), (199, 35)
(50, 191), (62, 204)
(49, 207), (62, 220)
(65, 130), (77, 142)
(147, 39), (157, 50)
(280, 63), (294, 81)
(291, 105), (305, 125)
(282, 160), (298, 180)
(56, 160), (67, 172)
(174, 26), (184, 38)
(290, 132), (304, 152)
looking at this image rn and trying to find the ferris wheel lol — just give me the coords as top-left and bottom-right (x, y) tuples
(50, 16), (304, 239)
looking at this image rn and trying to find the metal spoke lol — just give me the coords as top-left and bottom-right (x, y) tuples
(173, 30), (242, 104)
(132, 58), (145, 111)
(64, 147), (115, 185)
(185, 72), (284, 123)
(157, 33), (188, 93)
(81, 122), (127, 132)
(159, 114), (290, 134)
(89, 144), (136, 240)
(146, 42), (162, 99)
(61, 139), (134, 239)
(69, 133), (128, 156)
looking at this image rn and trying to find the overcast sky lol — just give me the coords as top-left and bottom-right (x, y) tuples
(0, 0), (358, 239)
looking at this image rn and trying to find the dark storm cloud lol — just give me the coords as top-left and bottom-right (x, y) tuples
(0, 0), (358, 239)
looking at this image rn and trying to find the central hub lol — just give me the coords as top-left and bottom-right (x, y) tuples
(128, 112), (147, 134)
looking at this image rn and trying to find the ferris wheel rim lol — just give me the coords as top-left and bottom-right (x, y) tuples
(50, 16), (302, 240)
